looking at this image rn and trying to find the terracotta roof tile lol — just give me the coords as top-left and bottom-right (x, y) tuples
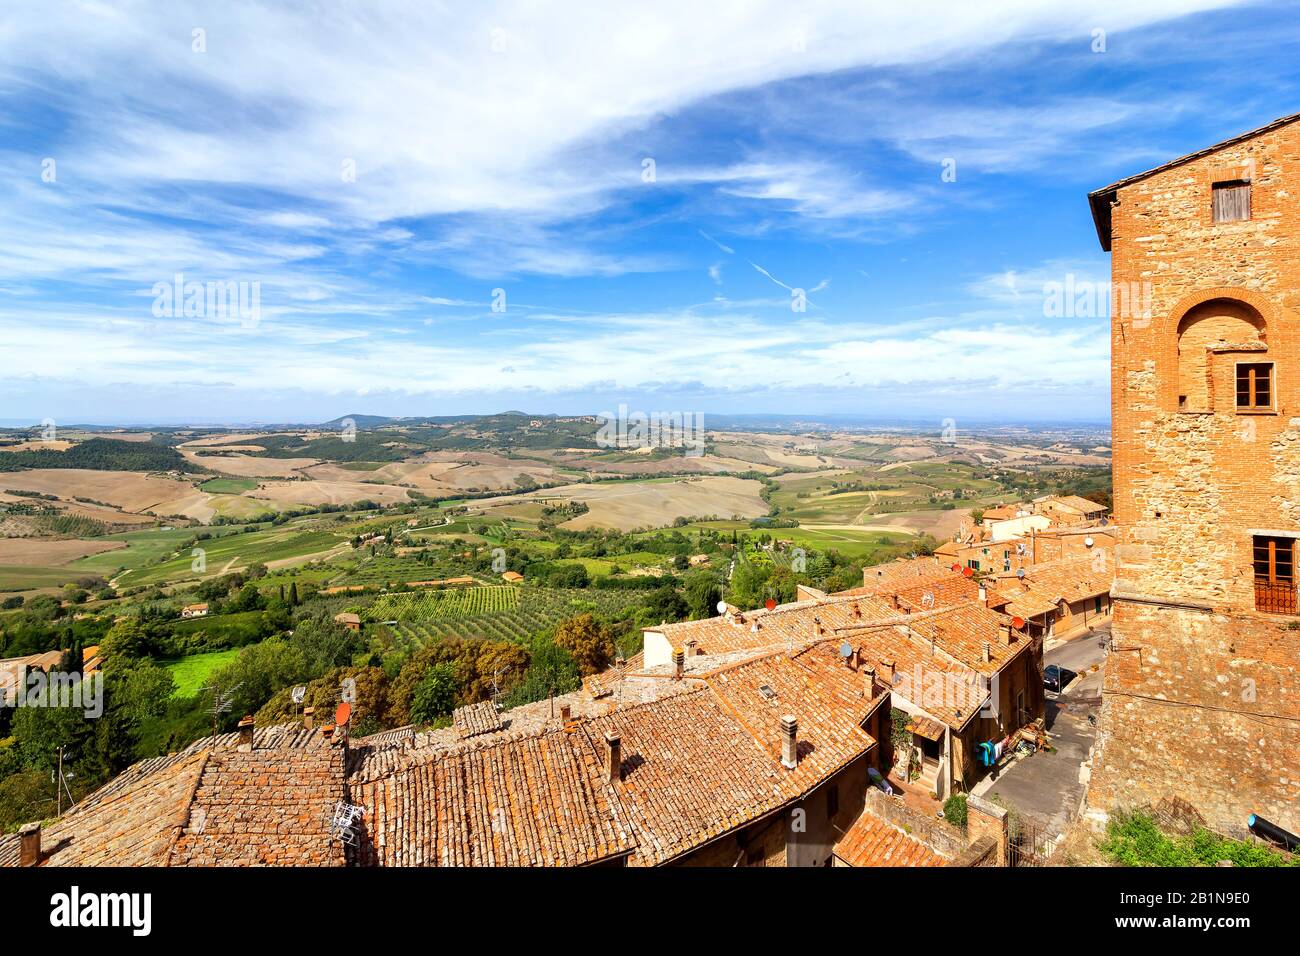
(168, 749), (346, 867)
(453, 700), (505, 737)
(349, 726), (634, 866)
(834, 810), (948, 867)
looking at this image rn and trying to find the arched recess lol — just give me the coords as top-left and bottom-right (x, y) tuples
(1168, 289), (1277, 412)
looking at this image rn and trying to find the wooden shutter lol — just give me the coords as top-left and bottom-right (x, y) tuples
(1213, 181), (1251, 222)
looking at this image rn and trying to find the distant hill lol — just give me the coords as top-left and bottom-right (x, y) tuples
(0, 438), (203, 473)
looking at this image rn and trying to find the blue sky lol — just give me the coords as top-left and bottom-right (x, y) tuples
(1, 0), (1298, 425)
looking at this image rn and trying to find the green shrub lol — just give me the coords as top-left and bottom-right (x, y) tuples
(943, 793), (968, 830)
(1101, 812), (1299, 867)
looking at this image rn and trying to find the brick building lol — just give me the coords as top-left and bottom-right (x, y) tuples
(1085, 112), (1300, 837)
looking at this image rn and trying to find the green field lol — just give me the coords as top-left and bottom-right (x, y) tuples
(0, 564), (84, 591)
(67, 526), (243, 577)
(386, 587), (646, 648)
(199, 477), (260, 494)
(164, 648), (242, 698)
(368, 585), (520, 621)
(115, 524), (346, 587)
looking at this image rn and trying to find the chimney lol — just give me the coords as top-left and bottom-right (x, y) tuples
(237, 715), (254, 752)
(560, 703), (572, 722)
(18, 822), (40, 867)
(1002, 624), (1014, 646)
(982, 641), (991, 663)
(864, 665), (877, 697)
(604, 732), (621, 783)
(672, 647), (685, 680)
(780, 716), (799, 769)
(302, 706), (315, 730)
(978, 583), (987, 605)
(881, 659), (895, 684)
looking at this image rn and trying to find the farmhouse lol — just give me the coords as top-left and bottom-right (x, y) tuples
(500, 570), (524, 583)
(333, 612), (361, 631)
(181, 602), (209, 618)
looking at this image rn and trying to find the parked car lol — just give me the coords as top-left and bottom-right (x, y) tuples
(1044, 664), (1074, 693)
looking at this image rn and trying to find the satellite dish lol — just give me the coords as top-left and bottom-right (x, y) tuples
(291, 686), (306, 704)
(962, 567), (974, 578)
(1084, 536), (1094, 548)
(765, 598), (776, 610)
(1012, 616), (1026, 630)
(950, 563), (961, 573)
(839, 641), (852, 658)
(716, 600), (728, 614)
(334, 702), (352, 726)
(1016, 568), (1026, 579)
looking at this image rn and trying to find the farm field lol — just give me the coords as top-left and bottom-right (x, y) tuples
(0, 468), (199, 514)
(383, 587), (648, 649)
(0, 564), (85, 592)
(367, 585), (520, 621)
(0, 537), (125, 566)
(199, 477), (260, 494)
(67, 526), (245, 577)
(480, 475), (768, 532)
(182, 451), (318, 477)
(115, 524), (348, 587)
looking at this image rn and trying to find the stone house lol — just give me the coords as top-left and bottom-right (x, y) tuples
(1084, 111), (1300, 837)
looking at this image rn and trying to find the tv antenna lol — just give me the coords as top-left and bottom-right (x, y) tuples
(325, 800), (365, 845)
(200, 680), (244, 746)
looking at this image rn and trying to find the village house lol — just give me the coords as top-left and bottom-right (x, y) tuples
(332, 612), (361, 631)
(987, 553), (1113, 642)
(181, 602), (209, 618)
(1084, 111), (1300, 838)
(646, 561), (1045, 801)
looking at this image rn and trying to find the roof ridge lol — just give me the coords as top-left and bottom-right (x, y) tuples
(164, 750), (211, 868)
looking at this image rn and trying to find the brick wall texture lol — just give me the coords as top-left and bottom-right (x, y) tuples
(1086, 116), (1300, 837)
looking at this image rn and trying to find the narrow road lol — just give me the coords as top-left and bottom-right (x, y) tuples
(978, 623), (1109, 839)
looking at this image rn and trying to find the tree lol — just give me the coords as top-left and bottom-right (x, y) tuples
(288, 581), (299, 606)
(684, 571), (722, 620)
(230, 582), (265, 613)
(641, 585), (687, 623)
(410, 664), (458, 724)
(553, 613), (614, 677)
(502, 640), (579, 708)
(100, 618), (149, 660)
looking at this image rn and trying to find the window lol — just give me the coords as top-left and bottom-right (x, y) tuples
(1094, 596), (1103, 614)
(1237, 363), (1273, 410)
(826, 783), (839, 820)
(1213, 180), (1251, 222)
(1253, 535), (1296, 614)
